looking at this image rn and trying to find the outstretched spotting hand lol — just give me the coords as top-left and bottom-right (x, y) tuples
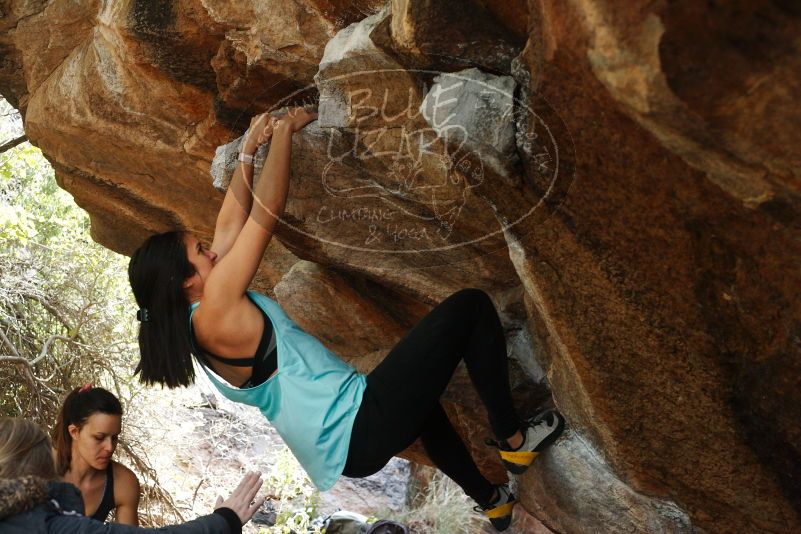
(214, 471), (266, 525)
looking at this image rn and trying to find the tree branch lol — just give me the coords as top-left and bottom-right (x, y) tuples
(0, 328), (21, 358)
(22, 292), (87, 344)
(0, 134), (27, 154)
(35, 334), (74, 365)
(0, 355), (33, 366)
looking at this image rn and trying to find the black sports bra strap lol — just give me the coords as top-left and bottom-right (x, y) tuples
(190, 310), (271, 367)
(253, 310), (271, 359)
(201, 351), (257, 367)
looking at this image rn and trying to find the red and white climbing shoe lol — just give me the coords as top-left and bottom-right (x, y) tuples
(475, 483), (516, 531)
(490, 408), (566, 475)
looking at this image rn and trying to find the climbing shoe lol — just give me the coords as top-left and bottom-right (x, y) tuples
(488, 408), (566, 475)
(474, 483), (516, 531)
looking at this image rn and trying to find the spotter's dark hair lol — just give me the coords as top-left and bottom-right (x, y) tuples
(52, 387), (123, 476)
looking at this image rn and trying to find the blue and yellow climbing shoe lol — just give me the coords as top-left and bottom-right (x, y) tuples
(490, 408), (566, 475)
(475, 483), (516, 531)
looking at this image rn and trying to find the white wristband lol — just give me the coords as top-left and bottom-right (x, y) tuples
(238, 152), (255, 165)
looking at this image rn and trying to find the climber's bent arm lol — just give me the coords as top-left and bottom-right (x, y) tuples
(210, 120), (269, 259)
(202, 120), (293, 310)
(210, 159), (256, 259)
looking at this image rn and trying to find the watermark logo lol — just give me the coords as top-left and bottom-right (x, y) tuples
(225, 61), (574, 267)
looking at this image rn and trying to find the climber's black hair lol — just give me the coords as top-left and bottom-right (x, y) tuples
(128, 231), (197, 388)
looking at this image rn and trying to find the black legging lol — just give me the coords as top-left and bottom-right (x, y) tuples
(342, 288), (521, 504)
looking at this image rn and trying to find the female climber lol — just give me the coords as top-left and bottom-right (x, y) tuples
(53, 386), (140, 525)
(127, 106), (565, 531)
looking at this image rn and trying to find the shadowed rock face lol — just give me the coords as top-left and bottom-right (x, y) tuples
(2, 0), (800, 532)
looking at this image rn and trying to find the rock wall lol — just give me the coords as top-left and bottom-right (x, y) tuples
(2, 0), (800, 532)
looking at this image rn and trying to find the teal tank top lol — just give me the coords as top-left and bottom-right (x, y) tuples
(188, 290), (367, 490)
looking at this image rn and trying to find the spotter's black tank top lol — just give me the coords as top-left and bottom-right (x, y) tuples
(89, 462), (115, 522)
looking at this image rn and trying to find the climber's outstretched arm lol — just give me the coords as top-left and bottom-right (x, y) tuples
(203, 108), (317, 310)
(211, 113), (275, 259)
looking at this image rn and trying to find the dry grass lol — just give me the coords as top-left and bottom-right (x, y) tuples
(384, 471), (486, 534)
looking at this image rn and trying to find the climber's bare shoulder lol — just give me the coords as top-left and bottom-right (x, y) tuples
(192, 295), (263, 356)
